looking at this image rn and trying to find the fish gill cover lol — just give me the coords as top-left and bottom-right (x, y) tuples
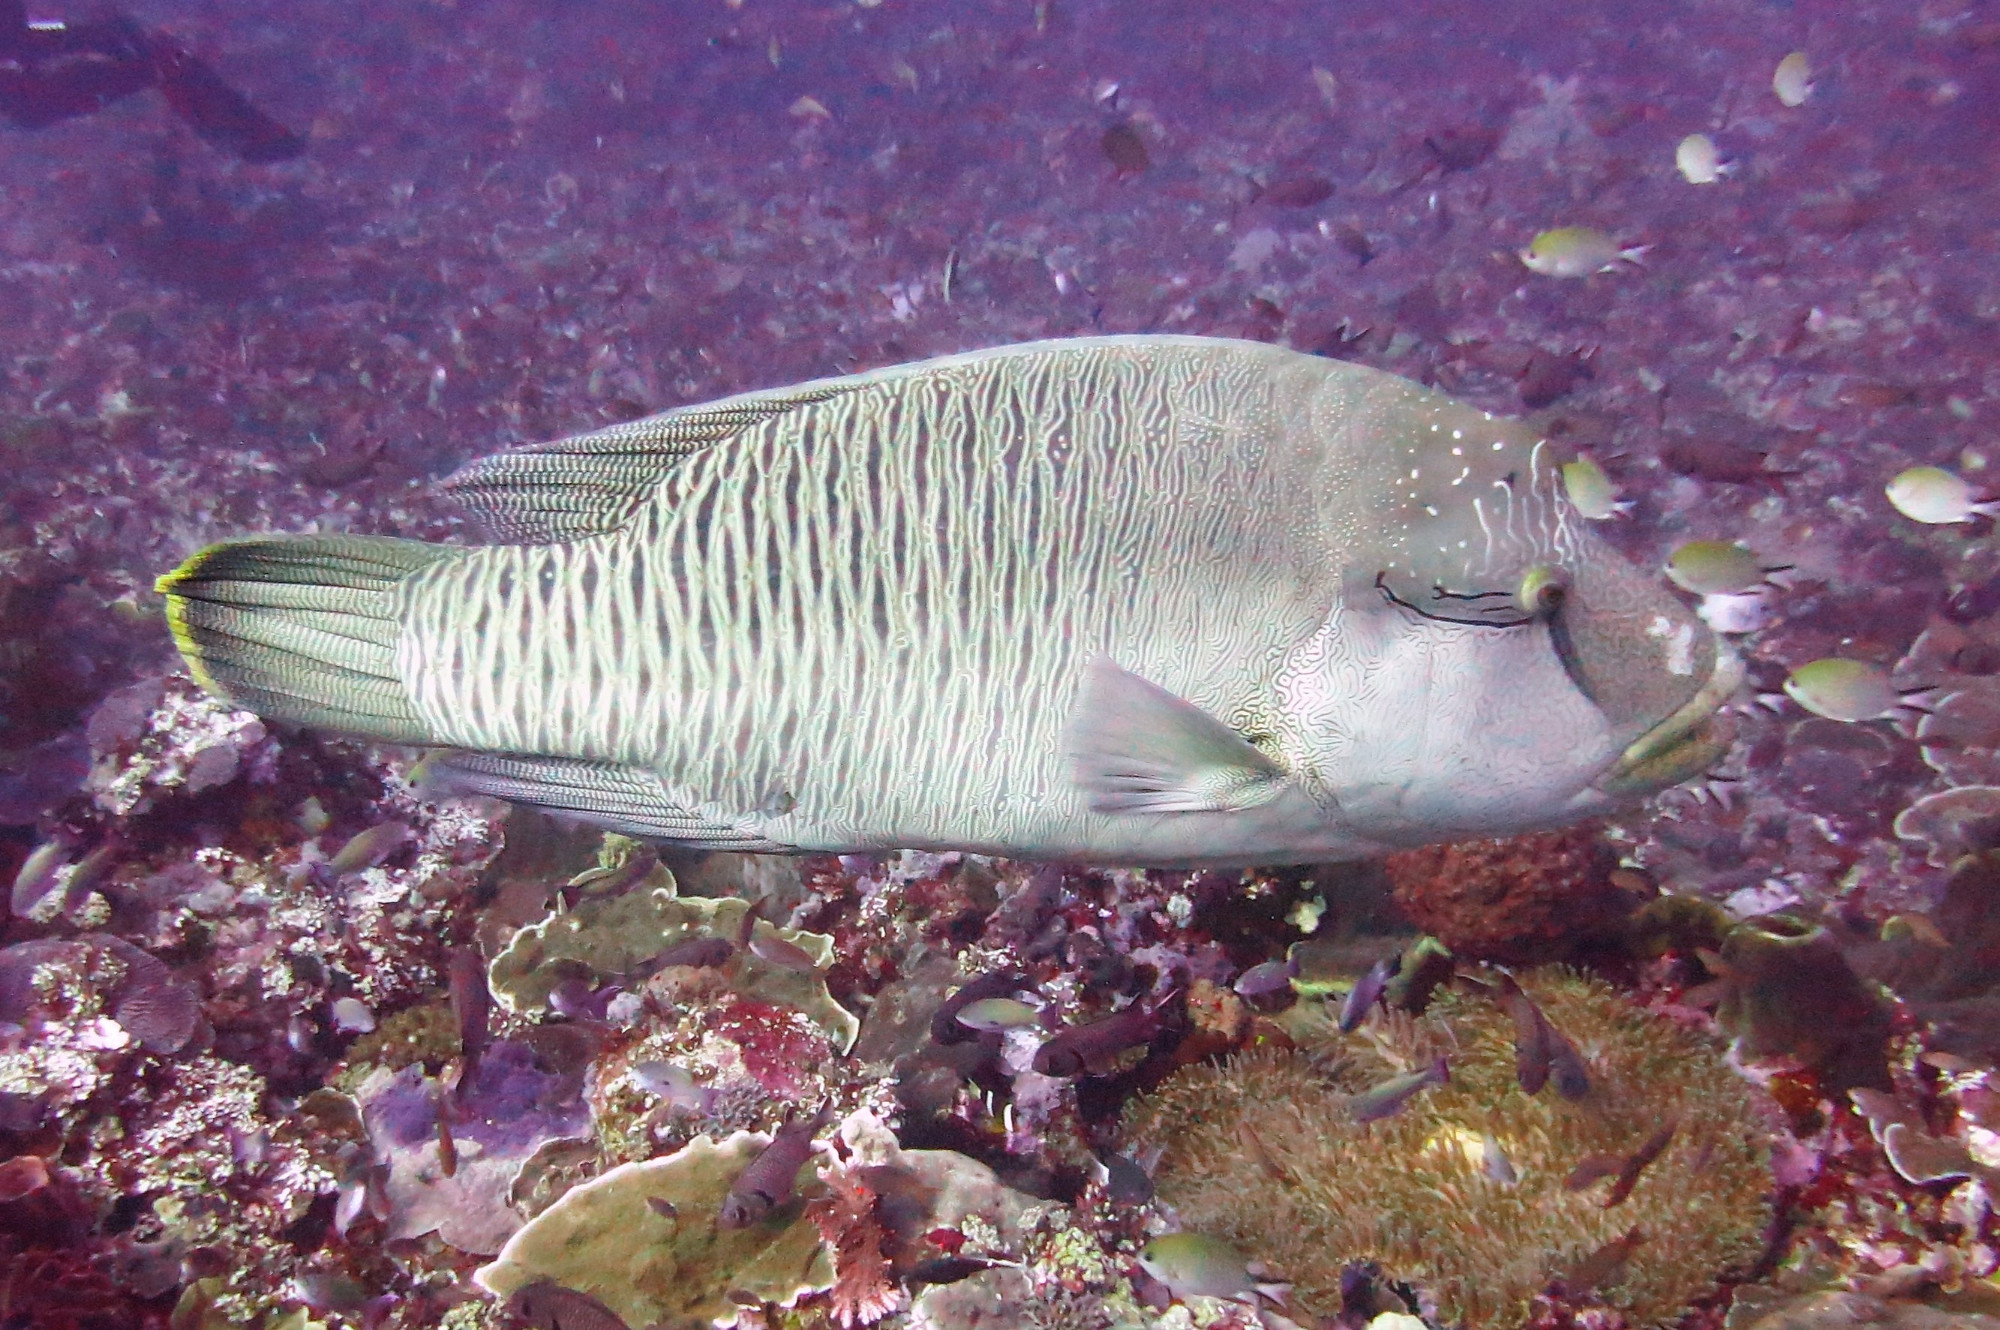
(1, 0), (2000, 1328)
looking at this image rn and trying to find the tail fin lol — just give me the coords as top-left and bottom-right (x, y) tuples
(155, 534), (454, 742)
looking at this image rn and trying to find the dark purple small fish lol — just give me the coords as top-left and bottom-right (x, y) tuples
(1563, 1225), (1647, 1295)
(1563, 1153), (1621, 1192)
(1232, 956), (1297, 999)
(933, 970), (1035, 1047)
(1503, 979), (1589, 1101)
(448, 946), (491, 1094)
(1032, 990), (1174, 1078)
(144, 29), (305, 163)
(1091, 1147), (1155, 1204)
(1257, 174), (1334, 207)
(907, 1256), (1007, 1289)
(434, 1092), (457, 1179)
(1338, 958), (1397, 1033)
(547, 976), (614, 1021)
(505, 1279), (631, 1330)
(1547, 1039), (1591, 1101)
(0, 1), (301, 161)
(718, 1105), (831, 1228)
(1100, 120), (1150, 174)
(1566, 1119), (1677, 1206)
(649, 934), (735, 972)
(1602, 1120), (1675, 1206)
(1348, 1056), (1448, 1124)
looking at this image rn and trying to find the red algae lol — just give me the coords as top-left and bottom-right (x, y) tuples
(711, 996), (834, 1099)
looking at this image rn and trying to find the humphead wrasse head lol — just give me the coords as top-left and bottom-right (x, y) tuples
(1276, 371), (1737, 847)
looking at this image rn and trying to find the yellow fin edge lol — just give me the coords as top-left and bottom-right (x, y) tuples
(154, 550), (224, 698)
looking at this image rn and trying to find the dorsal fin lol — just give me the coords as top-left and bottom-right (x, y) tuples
(436, 378), (863, 542)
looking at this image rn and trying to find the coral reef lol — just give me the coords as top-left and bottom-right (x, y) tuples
(1123, 969), (1775, 1327)
(488, 873), (857, 1053)
(6, 0), (2000, 1318)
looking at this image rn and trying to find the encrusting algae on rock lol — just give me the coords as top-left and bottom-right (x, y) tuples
(1121, 969), (1774, 1327)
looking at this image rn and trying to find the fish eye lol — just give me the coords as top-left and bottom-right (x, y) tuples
(1517, 565), (1594, 700)
(1517, 564), (1569, 618)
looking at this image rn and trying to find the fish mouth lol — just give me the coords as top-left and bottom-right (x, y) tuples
(1592, 644), (1744, 799)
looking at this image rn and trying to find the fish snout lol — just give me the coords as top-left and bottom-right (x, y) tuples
(1591, 644), (1743, 799)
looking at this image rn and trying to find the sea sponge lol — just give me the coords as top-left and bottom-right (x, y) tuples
(1121, 969), (1772, 1328)
(1382, 824), (1632, 964)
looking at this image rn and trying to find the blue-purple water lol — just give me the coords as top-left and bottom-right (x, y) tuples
(1, 1), (1998, 1326)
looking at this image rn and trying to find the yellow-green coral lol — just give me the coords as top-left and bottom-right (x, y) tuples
(488, 870), (858, 1051)
(472, 1130), (832, 1327)
(1123, 969), (1773, 1328)
(334, 1000), (460, 1085)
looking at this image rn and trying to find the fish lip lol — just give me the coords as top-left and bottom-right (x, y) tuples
(1592, 644), (1745, 798)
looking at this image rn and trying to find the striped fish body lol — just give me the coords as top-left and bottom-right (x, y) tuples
(161, 336), (1733, 867)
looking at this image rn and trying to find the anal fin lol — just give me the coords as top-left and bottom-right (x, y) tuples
(418, 751), (790, 850)
(1063, 656), (1290, 815)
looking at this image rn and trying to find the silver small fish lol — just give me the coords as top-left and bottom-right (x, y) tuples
(326, 821), (412, 876)
(1138, 1232), (1288, 1305)
(1481, 1133), (1518, 1185)
(737, 904), (821, 973)
(1349, 1056), (1448, 1123)
(955, 996), (1044, 1032)
(629, 1060), (713, 1112)
(933, 970), (1037, 1046)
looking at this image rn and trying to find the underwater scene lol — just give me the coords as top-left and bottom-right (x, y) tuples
(2, 0), (2000, 1327)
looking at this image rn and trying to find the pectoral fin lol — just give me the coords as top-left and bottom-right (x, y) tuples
(1064, 656), (1289, 814)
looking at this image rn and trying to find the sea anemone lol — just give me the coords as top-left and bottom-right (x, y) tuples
(1121, 969), (1774, 1327)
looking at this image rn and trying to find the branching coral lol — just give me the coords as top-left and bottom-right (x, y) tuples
(1122, 969), (1774, 1327)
